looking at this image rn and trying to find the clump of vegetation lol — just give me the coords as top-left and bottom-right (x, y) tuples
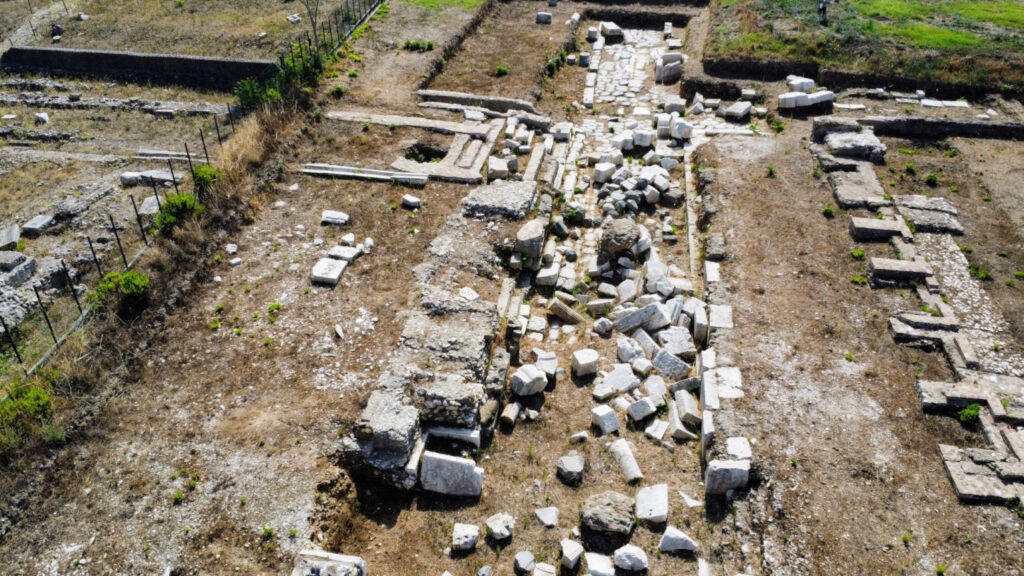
(851, 249), (865, 260)
(495, 64), (509, 77)
(958, 403), (981, 426)
(844, 352), (855, 362)
(155, 193), (206, 232)
(403, 38), (434, 52)
(904, 162), (917, 176)
(89, 270), (150, 317)
(770, 118), (784, 134)
(969, 263), (991, 281)
(192, 165), (220, 195)
(902, 532), (911, 545)
(331, 85), (345, 98)
(766, 164), (777, 178)
(173, 490), (185, 505)
(850, 275), (868, 286)
(925, 172), (938, 186)
(0, 375), (54, 452)
(821, 204), (835, 218)
(234, 77), (282, 111)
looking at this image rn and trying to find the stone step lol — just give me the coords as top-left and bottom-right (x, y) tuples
(326, 109), (490, 138)
(301, 163), (428, 187)
(442, 133), (470, 166)
(869, 257), (933, 284)
(457, 139), (483, 168)
(897, 312), (959, 331)
(849, 216), (912, 241)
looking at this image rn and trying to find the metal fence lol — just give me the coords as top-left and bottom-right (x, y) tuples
(0, 110), (240, 388)
(0, 0), (386, 389)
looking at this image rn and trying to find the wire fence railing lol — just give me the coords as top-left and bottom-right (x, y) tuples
(0, 0), (387, 394)
(0, 110), (239, 395)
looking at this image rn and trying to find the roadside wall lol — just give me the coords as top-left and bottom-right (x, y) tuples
(0, 47), (277, 90)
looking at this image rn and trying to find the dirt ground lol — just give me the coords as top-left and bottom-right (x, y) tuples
(701, 122), (1024, 574)
(329, 0), (481, 112)
(4, 1), (1024, 575)
(24, 0), (348, 58)
(429, 0), (578, 103)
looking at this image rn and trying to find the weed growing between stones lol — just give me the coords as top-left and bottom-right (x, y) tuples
(958, 403), (981, 426)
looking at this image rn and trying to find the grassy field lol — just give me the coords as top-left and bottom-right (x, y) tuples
(706, 0), (1024, 90)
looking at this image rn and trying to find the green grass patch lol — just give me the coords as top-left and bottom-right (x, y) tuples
(404, 0), (485, 11)
(875, 22), (982, 50)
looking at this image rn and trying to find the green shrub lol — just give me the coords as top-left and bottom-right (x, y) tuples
(155, 193), (206, 232)
(904, 162), (917, 176)
(192, 165), (220, 195)
(234, 78), (267, 110)
(850, 275), (868, 286)
(958, 403), (980, 426)
(495, 65), (509, 77)
(331, 85), (345, 99)
(925, 172), (938, 186)
(89, 270), (150, 315)
(766, 164), (776, 178)
(821, 204), (835, 218)
(403, 39), (435, 52)
(0, 378), (54, 452)
(770, 119), (784, 134)
(851, 249), (865, 260)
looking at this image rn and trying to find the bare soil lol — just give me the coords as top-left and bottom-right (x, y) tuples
(429, 0), (579, 103)
(700, 123), (1024, 574)
(26, 0), (347, 58)
(330, 0), (481, 112)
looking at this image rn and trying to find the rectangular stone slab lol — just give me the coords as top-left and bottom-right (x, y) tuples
(868, 257), (933, 282)
(311, 258), (347, 286)
(849, 217), (911, 241)
(419, 451), (484, 496)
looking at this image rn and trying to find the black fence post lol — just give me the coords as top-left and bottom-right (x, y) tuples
(214, 115), (223, 146)
(150, 180), (162, 210)
(61, 260), (82, 314)
(129, 195), (148, 246)
(0, 314), (25, 369)
(87, 237), (103, 277)
(200, 130), (210, 165)
(109, 214), (128, 270)
(184, 143), (195, 177)
(167, 159), (180, 195)
(228, 107), (236, 134)
(32, 286), (57, 345)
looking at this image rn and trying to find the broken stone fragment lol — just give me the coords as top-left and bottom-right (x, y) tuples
(591, 404), (619, 435)
(658, 525), (698, 552)
(635, 483), (668, 524)
(571, 348), (599, 377)
(613, 544), (648, 572)
(557, 451), (585, 485)
(561, 539), (584, 569)
(485, 512), (514, 540)
(452, 523), (479, 551)
(704, 459), (750, 495)
(609, 438), (643, 482)
(510, 364), (547, 396)
(420, 451), (484, 496)
(320, 209), (350, 226)
(581, 491), (634, 535)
